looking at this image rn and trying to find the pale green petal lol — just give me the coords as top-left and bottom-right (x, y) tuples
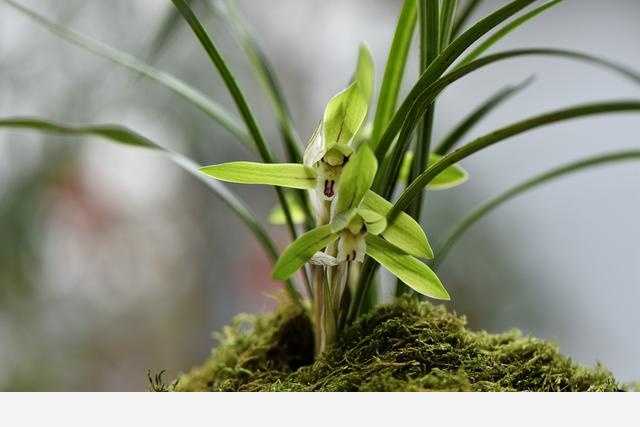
(331, 209), (357, 233)
(354, 43), (375, 107)
(362, 190), (433, 259)
(356, 208), (387, 235)
(200, 162), (317, 189)
(427, 153), (469, 189)
(365, 234), (449, 300)
(323, 82), (368, 150)
(272, 225), (339, 280)
(334, 144), (377, 214)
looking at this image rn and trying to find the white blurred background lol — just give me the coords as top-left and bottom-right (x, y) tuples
(0, 0), (638, 390)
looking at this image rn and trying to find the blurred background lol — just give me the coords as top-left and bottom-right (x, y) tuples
(0, 0), (638, 391)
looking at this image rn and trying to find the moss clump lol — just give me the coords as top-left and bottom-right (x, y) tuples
(172, 297), (619, 391)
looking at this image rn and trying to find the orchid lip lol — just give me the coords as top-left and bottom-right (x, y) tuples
(323, 179), (335, 198)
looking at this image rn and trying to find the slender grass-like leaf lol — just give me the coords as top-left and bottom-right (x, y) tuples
(365, 234), (449, 300)
(390, 101), (640, 220)
(370, 0), (418, 148)
(374, 0), (537, 162)
(0, 116), (306, 303)
(451, 0), (483, 37)
(0, 0), (253, 151)
(457, 0), (563, 68)
(406, 0), (439, 221)
(434, 76), (534, 155)
(171, 0), (299, 241)
(434, 150), (640, 268)
(146, 0), (198, 63)
(272, 225), (339, 281)
(215, 0), (304, 163)
(375, 48), (640, 199)
(439, 0), (459, 50)
(199, 162), (317, 189)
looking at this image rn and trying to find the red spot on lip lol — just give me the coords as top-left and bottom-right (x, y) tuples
(324, 180), (335, 198)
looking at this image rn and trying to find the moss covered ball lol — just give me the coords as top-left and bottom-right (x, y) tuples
(170, 297), (619, 392)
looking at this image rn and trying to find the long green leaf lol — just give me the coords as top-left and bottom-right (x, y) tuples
(370, 0), (418, 148)
(215, 0), (304, 163)
(374, 48), (640, 198)
(171, 0), (299, 242)
(457, 0), (563, 68)
(434, 76), (534, 155)
(374, 0), (537, 161)
(0, 0), (253, 151)
(439, 0), (459, 50)
(391, 101), (640, 220)
(200, 162), (317, 189)
(0, 116), (306, 303)
(451, 0), (483, 38)
(407, 0), (440, 222)
(272, 225), (339, 281)
(361, 190), (433, 259)
(145, 0), (198, 63)
(433, 150), (640, 269)
(365, 234), (449, 300)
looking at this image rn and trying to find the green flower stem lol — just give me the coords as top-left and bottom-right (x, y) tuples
(433, 150), (640, 270)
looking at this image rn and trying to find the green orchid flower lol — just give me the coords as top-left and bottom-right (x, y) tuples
(272, 143), (449, 301)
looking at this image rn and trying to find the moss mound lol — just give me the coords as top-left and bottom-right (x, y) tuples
(172, 298), (619, 391)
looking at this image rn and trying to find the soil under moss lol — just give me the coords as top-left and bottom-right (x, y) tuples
(171, 297), (619, 391)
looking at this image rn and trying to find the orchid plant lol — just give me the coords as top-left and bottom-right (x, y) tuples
(1, 0), (640, 354)
(200, 71), (465, 349)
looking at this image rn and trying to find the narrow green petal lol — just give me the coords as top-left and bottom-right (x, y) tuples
(365, 234), (449, 300)
(356, 208), (387, 235)
(323, 82), (368, 149)
(272, 225), (339, 280)
(199, 162), (317, 189)
(334, 144), (377, 213)
(354, 43), (375, 107)
(362, 190), (433, 259)
(426, 153), (469, 189)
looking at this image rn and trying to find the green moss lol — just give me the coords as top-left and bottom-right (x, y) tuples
(172, 297), (620, 391)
